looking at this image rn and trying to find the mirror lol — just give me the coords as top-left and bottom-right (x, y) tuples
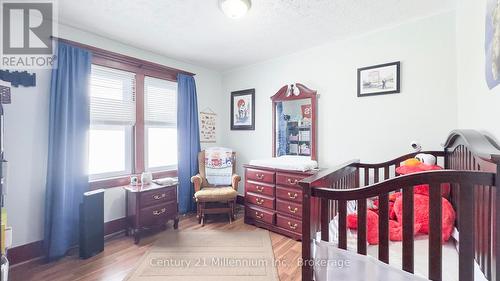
(272, 84), (317, 160)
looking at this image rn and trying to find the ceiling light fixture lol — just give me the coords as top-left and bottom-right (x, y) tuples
(219, 0), (251, 19)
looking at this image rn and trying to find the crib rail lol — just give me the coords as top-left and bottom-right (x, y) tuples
(301, 167), (498, 281)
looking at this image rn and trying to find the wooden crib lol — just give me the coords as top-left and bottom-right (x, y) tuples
(300, 130), (500, 281)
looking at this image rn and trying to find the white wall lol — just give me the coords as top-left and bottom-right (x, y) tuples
(456, 0), (500, 138)
(6, 23), (223, 248)
(221, 12), (459, 193)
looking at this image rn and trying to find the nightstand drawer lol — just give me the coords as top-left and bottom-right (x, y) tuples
(139, 201), (177, 227)
(140, 187), (176, 207)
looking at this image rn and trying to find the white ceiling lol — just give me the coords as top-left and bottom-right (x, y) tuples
(58, 0), (456, 71)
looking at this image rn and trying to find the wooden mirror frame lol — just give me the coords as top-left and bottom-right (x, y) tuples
(271, 83), (317, 160)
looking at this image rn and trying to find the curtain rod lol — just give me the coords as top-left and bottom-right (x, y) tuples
(50, 36), (196, 77)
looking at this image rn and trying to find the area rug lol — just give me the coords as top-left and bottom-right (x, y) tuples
(125, 229), (280, 281)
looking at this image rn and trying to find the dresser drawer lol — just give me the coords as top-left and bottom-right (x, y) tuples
(245, 192), (274, 210)
(247, 205), (275, 225)
(276, 214), (302, 234)
(276, 199), (302, 218)
(246, 180), (274, 197)
(276, 186), (302, 203)
(139, 201), (177, 227)
(246, 168), (275, 184)
(276, 172), (308, 188)
(140, 187), (176, 208)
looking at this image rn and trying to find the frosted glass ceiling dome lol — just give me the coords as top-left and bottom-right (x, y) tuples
(219, 0), (251, 19)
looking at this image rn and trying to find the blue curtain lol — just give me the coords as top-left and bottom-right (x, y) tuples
(44, 42), (92, 260)
(177, 74), (200, 214)
(277, 102), (287, 156)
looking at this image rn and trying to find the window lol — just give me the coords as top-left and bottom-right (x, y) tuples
(88, 65), (135, 180)
(144, 76), (178, 171)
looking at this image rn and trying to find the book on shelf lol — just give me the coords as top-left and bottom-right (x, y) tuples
(289, 144), (299, 154)
(299, 130), (310, 141)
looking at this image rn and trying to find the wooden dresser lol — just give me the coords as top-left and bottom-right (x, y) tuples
(124, 183), (179, 244)
(243, 164), (315, 240)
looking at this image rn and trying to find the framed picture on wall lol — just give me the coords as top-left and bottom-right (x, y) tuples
(230, 89), (255, 130)
(357, 61), (401, 97)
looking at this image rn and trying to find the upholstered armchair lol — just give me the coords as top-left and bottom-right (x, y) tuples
(191, 150), (241, 226)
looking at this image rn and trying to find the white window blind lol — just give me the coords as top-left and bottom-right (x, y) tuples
(90, 65), (136, 126)
(144, 76), (177, 127)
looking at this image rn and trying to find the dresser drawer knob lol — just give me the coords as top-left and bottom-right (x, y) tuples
(288, 206), (298, 214)
(153, 208), (166, 216)
(153, 193), (166, 200)
(255, 198), (264, 205)
(288, 192), (298, 199)
(255, 212), (264, 219)
(287, 178), (298, 185)
(256, 173), (264, 180)
(288, 222), (298, 230)
(255, 186), (264, 192)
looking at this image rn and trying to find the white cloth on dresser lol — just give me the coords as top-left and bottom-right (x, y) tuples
(249, 155), (318, 171)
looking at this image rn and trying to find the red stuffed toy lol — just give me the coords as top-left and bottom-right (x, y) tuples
(346, 161), (456, 244)
(392, 193), (455, 242)
(396, 163), (451, 198)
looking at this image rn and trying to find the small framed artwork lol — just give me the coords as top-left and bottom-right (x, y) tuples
(230, 89), (255, 130)
(357, 61), (401, 97)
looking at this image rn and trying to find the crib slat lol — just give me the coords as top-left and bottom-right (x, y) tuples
(485, 185), (492, 279)
(429, 183), (442, 281)
(384, 166), (389, 180)
(320, 198), (329, 242)
(364, 168), (370, 186)
(402, 186), (414, 273)
(475, 185), (480, 263)
(338, 199), (347, 250)
(378, 193), (389, 263)
(459, 183), (475, 281)
(358, 199), (367, 255)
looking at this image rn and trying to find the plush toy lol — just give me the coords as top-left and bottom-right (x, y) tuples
(346, 156), (456, 244)
(347, 209), (379, 245)
(392, 193), (456, 242)
(396, 162), (451, 198)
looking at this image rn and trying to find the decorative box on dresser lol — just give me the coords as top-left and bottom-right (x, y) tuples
(124, 182), (179, 244)
(243, 164), (315, 240)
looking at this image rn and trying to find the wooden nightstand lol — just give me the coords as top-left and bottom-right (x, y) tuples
(124, 182), (179, 244)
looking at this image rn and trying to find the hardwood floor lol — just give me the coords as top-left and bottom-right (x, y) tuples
(10, 208), (301, 281)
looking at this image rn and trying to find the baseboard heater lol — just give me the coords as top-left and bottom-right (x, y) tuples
(79, 189), (105, 259)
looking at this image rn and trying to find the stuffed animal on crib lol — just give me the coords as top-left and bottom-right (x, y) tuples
(347, 154), (456, 245)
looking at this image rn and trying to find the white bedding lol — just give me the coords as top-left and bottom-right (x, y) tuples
(313, 219), (488, 281)
(249, 156), (318, 171)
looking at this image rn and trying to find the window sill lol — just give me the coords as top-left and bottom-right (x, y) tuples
(89, 170), (178, 190)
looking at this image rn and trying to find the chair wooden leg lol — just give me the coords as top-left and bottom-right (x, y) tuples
(201, 202), (205, 227)
(197, 202), (202, 224)
(231, 200), (236, 220)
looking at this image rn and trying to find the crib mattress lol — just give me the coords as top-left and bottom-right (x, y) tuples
(314, 233), (491, 281)
(314, 239), (427, 281)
